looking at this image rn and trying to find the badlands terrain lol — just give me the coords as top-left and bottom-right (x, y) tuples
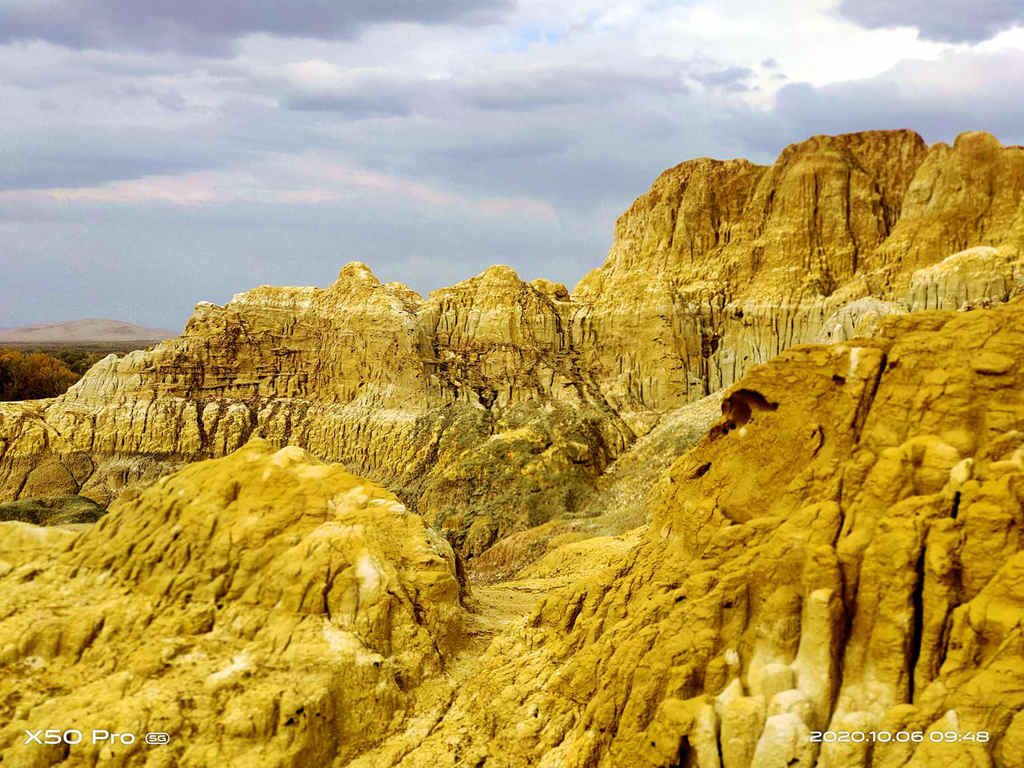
(0, 129), (1023, 767)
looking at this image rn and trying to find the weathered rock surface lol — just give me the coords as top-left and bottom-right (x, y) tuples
(357, 296), (1024, 767)
(0, 439), (464, 767)
(573, 130), (1024, 407)
(0, 265), (631, 556)
(2, 185), (1024, 765)
(0, 130), (1022, 557)
(468, 393), (722, 584)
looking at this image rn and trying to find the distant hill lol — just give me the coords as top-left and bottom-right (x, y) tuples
(0, 319), (177, 343)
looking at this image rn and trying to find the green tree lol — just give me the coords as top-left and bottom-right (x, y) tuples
(0, 348), (80, 400)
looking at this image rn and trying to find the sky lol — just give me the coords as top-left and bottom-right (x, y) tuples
(1, 0), (1023, 330)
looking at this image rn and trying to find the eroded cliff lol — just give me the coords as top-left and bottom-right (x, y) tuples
(4, 297), (1023, 767)
(573, 130), (1024, 407)
(362, 295), (1024, 768)
(0, 130), (1022, 559)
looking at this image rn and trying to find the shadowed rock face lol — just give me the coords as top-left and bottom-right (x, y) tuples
(0, 130), (1022, 556)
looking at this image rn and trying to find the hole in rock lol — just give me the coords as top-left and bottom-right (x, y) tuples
(721, 389), (779, 428)
(474, 387), (497, 409)
(669, 737), (690, 768)
(832, 374), (845, 384)
(690, 462), (712, 479)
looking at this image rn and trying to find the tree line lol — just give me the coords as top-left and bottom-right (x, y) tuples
(0, 348), (81, 400)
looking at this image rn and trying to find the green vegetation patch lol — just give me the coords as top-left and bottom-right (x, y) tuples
(0, 495), (107, 525)
(0, 341), (158, 399)
(0, 347), (79, 400)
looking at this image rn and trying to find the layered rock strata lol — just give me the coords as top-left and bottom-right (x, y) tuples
(0, 130), (1022, 555)
(573, 130), (1024, 406)
(0, 264), (633, 555)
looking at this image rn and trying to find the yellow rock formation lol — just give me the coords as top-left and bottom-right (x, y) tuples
(361, 296), (1024, 767)
(0, 440), (464, 767)
(0, 131), (1021, 558)
(4, 296), (1023, 766)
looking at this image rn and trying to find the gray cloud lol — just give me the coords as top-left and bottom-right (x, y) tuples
(275, 62), (695, 117)
(0, 134), (224, 190)
(693, 66), (754, 89)
(281, 73), (419, 117)
(767, 50), (1024, 144)
(1, 2), (1022, 331)
(455, 66), (692, 110)
(0, 0), (515, 54)
(837, 0), (1024, 43)
(0, 109), (245, 190)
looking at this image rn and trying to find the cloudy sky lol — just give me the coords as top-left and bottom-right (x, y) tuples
(1, 0), (1023, 330)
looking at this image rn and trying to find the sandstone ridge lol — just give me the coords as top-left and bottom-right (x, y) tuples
(0, 129), (1022, 557)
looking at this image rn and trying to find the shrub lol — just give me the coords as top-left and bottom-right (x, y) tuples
(0, 348), (81, 400)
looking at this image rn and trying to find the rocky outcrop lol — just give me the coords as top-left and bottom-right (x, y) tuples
(906, 245), (1024, 312)
(362, 295), (1024, 768)
(0, 440), (464, 767)
(573, 130), (1024, 408)
(467, 393), (723, 584)
(0, 130), (1022, 557)
(0, 264), (632, 556)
